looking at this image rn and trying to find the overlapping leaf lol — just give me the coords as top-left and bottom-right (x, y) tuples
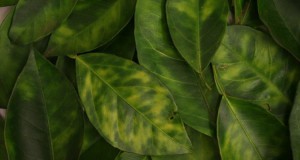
(166, 0), (228, 73)
(0, 9), (29, 108)
(152, 127), (220, 160)
(258, 0), (300, 61)
(289, 82), (300, 160)
(218, 96), (292, 160)
(115, 152), (150, 160)
(212, 25), (300, 121)
(76, 53), (192, 155)
(5, 50), (84, 159)
(233, 0), (261, 26)
(9, 0), (77, 44)
(135, 0), (220, 137)
(45, 0), (136, 56)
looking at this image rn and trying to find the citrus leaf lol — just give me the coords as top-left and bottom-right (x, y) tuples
(234, 0), (261, 26)
(45, 0), (136, 56)
(56, 56), (77, 86)
(9, 0), (77, 44)
(0, 0), (17, 7)
(212, 25), (300, 121)
(289, 82), (300, 160)
(152, 126), (220, 160)
(5, 50), (84, 159)
(76, 53), (192, 155)
(0, 9), (29, 108)
(0, 116), (7, 160)
(258, 0), (300, 61)
(115, 152), (150, 160)
(135, 0), (220, 137)
(218, 96), (292, 160)
(79, 116), (119, 160)
(166, 0), (228, 72)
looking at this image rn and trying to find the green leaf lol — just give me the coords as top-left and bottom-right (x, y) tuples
(45, 0), (136, 56)
(9, 0), (77, 44)
(218, 96), (292, 160)
(115, 152), (150, 160)
(79, 116), (119, 160)
(56, 56), (77, 86)
(152, 126), (220, 160)
(166, 0), (228, 72)
(289, 82), (300, 160)
(5, 50), (84, 159)
(258, 0), (300, 61)
(96, 19), (136, 60)
(0, 0), (17, 7)
(234, 0), (261, 26)
(76, 53), (192, 155)
(212, 25), (300, 121)
(0, 9), (29, 108)
(135, 0), (220, 137)
(0, 116), (7, 160)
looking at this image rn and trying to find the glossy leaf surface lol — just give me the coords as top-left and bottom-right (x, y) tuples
(0, 10), (29, 108)
(45, 0), (136, 56)
(289, 82), (300, 160)
(166, 0), (228, 72)
(9, 0), (77, 44)
(152, 127), (220, 160)
(212, 25), (300, 121)
(135, 0), (220, 137)
(76, 53), (192, 155)
(258, 0), (300, 61)
(218, 97), (292, 160)
(115, 152), (150, 160)
(5, 50), (84, 159)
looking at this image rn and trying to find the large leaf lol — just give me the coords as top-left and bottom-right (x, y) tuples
(289, 82), (300, 160)
(0, 9), (29, 108)
(135, 0), (220, 137)
(166, 0), (228, 73)
(76, 53), (192, 155)
(258, 0), (300, 61)
(152, 126), (220, 160)
(115, 152), (150, 160)
(0, 116), (7, 160)
(0, 0), (17, 7)
(79, 116), (119, 160)
(212, 25), (300, 121)
(218, 96), (292, 160)
(45, 0), (136, 56)
(9, 0), (77, 44)
(5, 50), (84, 159)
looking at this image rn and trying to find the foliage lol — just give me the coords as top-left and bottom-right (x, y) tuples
(0, 0), (300, 159)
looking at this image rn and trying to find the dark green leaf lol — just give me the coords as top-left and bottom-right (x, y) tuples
(152, 126), (220, 160)
(5, 50), (84, 159)
(212, 25), (300, 121)
(135, 0), (220, 137)
(9, 0), (77, 44)
(0, 0), (17, 7)
(218, 96), (292, 160)
(258, 0), (300, 61)
(76, 53), (192, 155)
(56, 56), (77, 86)
(45, 0), (136, 56)
(0, 116), (7, 160)
(115, 152), (150, 160)
(289, 82), (300, 160)
(0, 9), (29, 108)
(79, 116), (119, 160)
(234, 0), (261, 26)
(166, 0), (228, 72)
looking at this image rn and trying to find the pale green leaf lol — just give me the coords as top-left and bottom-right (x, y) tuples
(76, 53), (192, 155)
(166, 0), (228, 72)
(135, 0), (220, 137)
(45, 0), (136, 56)
(5, 50), (84, 159)
(218, 96), (292, 160)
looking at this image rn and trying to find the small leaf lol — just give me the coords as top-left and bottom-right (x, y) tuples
(166, 0), (228, 72)
(0, 116), (7, 160)
(212, 25), (300, 121)
(0, 9), (29, 108)
(5, 50), (84, 159)
(115, 152), (150, 160)
(218, 96), (292, 160)
(152, 126), (220, 160)
(76, 53), (192, 155)
(9, 0), (77, 44)
(234, 0), (261, 26)
(135, 0), (220, 137)
(289, 82), (300, 160)
(45, 0), (136, 56)
(258, 0), (300, 61)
